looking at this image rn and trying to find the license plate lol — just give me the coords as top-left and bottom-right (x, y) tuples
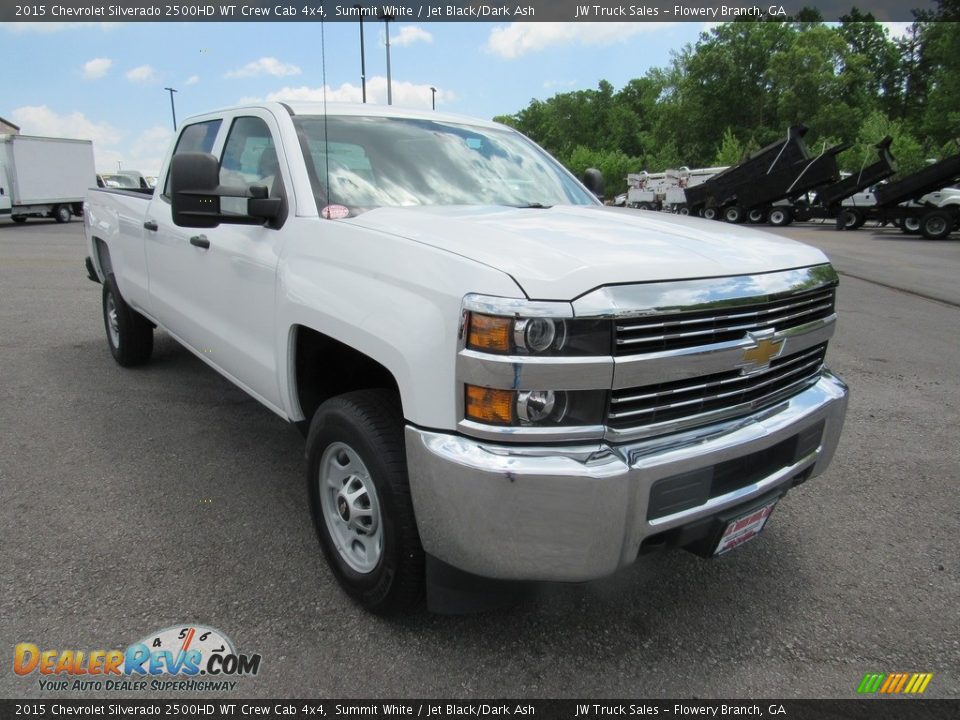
(713, 499), (778, 556)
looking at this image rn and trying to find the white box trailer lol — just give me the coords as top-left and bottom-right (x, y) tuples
(0, 134), (96, 223)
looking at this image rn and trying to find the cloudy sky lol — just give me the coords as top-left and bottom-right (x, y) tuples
(0, 19), (910, 174)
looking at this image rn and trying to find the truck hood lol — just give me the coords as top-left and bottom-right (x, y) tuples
(346, 205), (829, 300)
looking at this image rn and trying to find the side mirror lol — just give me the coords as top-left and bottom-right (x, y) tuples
(170, 152), (282, 228)
(582, 168), (605, 200)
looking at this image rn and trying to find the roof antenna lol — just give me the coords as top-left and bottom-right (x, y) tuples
(321, 19), (331, 218)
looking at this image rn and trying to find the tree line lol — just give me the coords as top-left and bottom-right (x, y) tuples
(493, 2), (960, 197)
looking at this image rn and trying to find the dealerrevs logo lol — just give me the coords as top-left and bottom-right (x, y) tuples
(14, 624), (261, 692)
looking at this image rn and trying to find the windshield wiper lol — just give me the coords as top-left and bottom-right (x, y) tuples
(512, 202), (552, 209)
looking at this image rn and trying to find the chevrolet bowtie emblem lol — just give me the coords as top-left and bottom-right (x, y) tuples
(740, 331), (784, 374)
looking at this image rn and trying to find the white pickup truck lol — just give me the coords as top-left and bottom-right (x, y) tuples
(84, 102), (848, 614)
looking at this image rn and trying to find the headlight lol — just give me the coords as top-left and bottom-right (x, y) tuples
(466, 312), (610, 356)
(464, 385), (606, 427)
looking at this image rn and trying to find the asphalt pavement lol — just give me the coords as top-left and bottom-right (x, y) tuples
(1, 218), (957, 700)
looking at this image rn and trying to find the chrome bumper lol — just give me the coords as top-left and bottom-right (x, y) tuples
(405, 371), (848, 582)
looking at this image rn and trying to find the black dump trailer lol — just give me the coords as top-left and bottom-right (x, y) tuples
(684, 125), (848, 225)
(790, 137), (899, 229)
(863, 151), (960, 239)
(684, 125), (810, 220)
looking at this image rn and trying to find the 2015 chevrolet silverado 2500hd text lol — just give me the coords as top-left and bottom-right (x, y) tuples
(84, 102), (848, 614)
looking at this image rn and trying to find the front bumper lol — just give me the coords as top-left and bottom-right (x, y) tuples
(406, 371), (848, 582)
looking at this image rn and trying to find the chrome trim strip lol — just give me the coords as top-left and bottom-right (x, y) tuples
(616, 301), (834, 346)
(612, 314), (835, 390)
(616, 290), (833, 332)
(456, 349), (613, 391)
(604, 373), (823, 442)
(610, 346), (824, 404)
(573, 264), (838, 319)
(456, 419), (605, 443)
(462, 293), (574, 318)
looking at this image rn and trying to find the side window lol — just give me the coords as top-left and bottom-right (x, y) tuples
(162, 119), (222, 197)
(219, 116), (282, 196)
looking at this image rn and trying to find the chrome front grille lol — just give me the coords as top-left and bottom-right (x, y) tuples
(608, 344), (827, 432)
(614, 286), (835, 355)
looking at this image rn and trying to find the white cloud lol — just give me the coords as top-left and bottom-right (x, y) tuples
(82, 57), (112, 80)
(261, 77), (454, 109)
(486, 22), (675, 59)
(126, 125), (174, 175)
(126, 65), (158, 83)
(225, 57), (301, 79)
(390, 25), (433, 47)
(185, 75), (200, 86)
(9, 105), (123, 171)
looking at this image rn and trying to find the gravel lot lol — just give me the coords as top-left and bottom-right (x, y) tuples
(1, 218), (957, 700)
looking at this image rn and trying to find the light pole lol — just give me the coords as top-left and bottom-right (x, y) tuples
(163, 87), (178, 131)
(355, 5), (366, 103)
(381, 12), (394, 105)
(430, 86), (436, 110)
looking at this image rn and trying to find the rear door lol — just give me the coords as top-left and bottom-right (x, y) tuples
(0, 163), (11, 215)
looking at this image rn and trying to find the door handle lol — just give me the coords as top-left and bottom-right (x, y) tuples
(190, 235), (210, 249)
(143, 220), (158, 231)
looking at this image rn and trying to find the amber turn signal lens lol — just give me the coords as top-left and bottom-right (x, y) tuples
(465, 385), (515, 425)
(467, 313), (512, 353)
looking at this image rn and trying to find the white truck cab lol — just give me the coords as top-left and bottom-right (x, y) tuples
(84, 102), (848, 614)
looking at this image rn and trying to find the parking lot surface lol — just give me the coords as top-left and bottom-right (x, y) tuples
(1, 218), (957, 699)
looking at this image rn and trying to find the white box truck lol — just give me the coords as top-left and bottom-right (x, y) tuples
(0, 134), (96, 223)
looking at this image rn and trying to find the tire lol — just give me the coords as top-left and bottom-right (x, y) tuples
(678, 205), (690, 216)
(703, 207), (718, 221)
(54, 205), (72, 223)
(11, 216), (26, 224)
(768, 208), (793, 227)
(840, 209), (864, 230)
(638, 202), (653, 211)
(902, 216), (921, 234)
(920, 210), (953, 240)
(747, 208), (767, 224)
(306, 389), (424, 615)
(723, 205), (745, 223)
(102, 274), (154, 366)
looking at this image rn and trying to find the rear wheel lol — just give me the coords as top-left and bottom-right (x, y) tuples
(11, 216), (26, 224)
(840, 209), (864, 230)
(768, 208), (793, 227)
(703, 207), (718, 221)
(920, 210), (953, 240)
(678, 205), (690, 216)
(306, 389), (424, 615)
(747, 208), (767, 224)
(102, 274), (153, 366)
(54, 205), (72, 223)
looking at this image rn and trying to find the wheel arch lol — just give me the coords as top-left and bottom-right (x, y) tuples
(289, 325), (403, 431)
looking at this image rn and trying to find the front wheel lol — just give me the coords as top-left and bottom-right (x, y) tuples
(306, 389), (424, 615)
(902, 216), (921, 234)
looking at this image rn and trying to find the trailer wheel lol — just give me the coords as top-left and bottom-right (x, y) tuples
(920, 210), (953, 240)
(723, 205), (746, 223)
(768, 208), (793, 227)
(11, 216), (27, 224)
(902, 216), (921, 234)
(747, 208), (767, 224)
(703, 207), (719, 221)
(841, 209), (865, 230)
(54, 205), (72, 223)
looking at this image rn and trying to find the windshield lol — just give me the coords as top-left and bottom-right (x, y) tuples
(292, 115), (597, 215)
